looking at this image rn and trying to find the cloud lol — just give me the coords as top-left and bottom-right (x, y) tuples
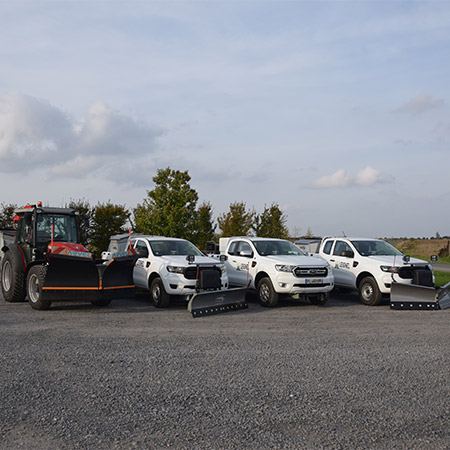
(395, 93), (445, 115)
(314, 166), (393, 189)
(0, 92), (162, 177)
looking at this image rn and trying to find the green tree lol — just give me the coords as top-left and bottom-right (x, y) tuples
(66, 198), (92, 246)
(0, 202), (18, 229)
(193, 201), (217, 250)
(134, 167), (199, 240)
(254, 203), (289, 239)
(90, 202), (130, 255)
(217, 202), (255, 237)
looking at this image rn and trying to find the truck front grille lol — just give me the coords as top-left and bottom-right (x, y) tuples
(184, 266), (221, 280)
(293, 267), (328, 278)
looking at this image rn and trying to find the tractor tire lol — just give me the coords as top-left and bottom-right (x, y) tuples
(309, 293), (329, 306)
(359, 276), (382, 306)
(1, 251), (26, 303)
(257, 277), (279, 307)
(91, 298), (112, 307)
(150, 277), (171, 308)
(27, 265), (51, 310)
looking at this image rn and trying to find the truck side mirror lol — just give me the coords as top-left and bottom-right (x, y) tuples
(186, 255), (195, 264)
(219, 254), (228, 262)
(430, 255), (439, 263)
(402, 255), (410, 263)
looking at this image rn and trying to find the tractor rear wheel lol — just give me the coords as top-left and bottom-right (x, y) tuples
(1, 251), (26, 302)
(27, 265), (51, 310)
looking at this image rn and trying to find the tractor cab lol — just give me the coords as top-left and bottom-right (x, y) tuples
(14, 205), (82, 263)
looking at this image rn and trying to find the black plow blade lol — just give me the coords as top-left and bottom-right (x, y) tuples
(188, 287), (248, 318)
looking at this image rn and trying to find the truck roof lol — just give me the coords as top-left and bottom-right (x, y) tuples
(322, 236), (383, 242)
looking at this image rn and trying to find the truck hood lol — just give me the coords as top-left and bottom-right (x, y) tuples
(361, 255), (429, 266)
(158, 255), (222, 266)
(263, 254), (328, 267)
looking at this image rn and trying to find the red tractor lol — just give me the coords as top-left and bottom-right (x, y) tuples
(1, 203), (138, 310)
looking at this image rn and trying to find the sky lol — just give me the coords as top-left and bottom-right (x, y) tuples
(0, 0), (449, 238)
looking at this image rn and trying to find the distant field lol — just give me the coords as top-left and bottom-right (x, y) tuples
(434, 271), (450, 287)
(391, 238), (450, 263)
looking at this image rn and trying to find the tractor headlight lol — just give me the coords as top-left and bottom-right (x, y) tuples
(167, 266), (185, 274)
(275, 265), (294, 273)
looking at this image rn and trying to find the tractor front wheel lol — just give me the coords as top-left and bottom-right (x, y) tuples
(27, 265), (51, 310)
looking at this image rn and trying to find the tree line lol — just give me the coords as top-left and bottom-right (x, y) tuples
(0, 167), (289, 254)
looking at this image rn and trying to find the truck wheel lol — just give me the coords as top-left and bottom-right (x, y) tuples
(257, 277), (279, 307)
(1, 251), (26, 302)
(150, 277), (170, 308)
(309, 293), (329, 306)
(359, 276), (382, 306)
(27, 265), (51, 310)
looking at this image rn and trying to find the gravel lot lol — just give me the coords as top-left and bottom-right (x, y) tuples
(1, 290), (448, 450)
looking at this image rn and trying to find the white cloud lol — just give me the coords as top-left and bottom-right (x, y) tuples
(314, 169), (352, 189)
(314, 166), (393, 189)
(0, 92), (162, 178)
(395, 93), (445, 115)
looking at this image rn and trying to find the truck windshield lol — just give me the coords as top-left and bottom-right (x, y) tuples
(148, 239), (204, 257)
(253, 240), (306, 256)
(36, 214), (79, 245)
(351, 240), (402, 257)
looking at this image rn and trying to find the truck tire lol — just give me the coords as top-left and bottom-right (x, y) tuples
(257, 277), (279, 307)
(1, 251), (26, 303)
(27, 265), (51, 310)
(150, 277), (170, 308)
(309, 293), (329, 306)
(359, 276), (382, 306)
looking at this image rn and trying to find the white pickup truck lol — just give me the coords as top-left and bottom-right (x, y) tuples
(317, 237), (434, 305)
(219, 237), (334, 307)
(103, 234), (228, 307)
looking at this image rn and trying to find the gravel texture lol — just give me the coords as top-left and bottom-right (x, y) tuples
(0, 290), (449, 449)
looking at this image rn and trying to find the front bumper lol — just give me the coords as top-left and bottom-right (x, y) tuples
(161, 272), (228, 297)
(272, 272), (334, 295)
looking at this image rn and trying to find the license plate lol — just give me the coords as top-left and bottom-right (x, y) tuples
(305, 279), (323, 285)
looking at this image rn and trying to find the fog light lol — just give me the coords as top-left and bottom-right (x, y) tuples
(278, 283), (286, 288)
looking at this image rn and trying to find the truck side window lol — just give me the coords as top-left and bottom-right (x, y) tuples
(135, 240), (149, 258)
(228, 241), (238, 256)
(323, 240), (333, 255)
(333, 240), (352, 256)
(237, 242), (253, 257)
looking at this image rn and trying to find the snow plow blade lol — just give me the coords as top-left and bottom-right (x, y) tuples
(188, 287), (248, 318)
(390, 283), (443, 310)
(42, 253), (138, 302)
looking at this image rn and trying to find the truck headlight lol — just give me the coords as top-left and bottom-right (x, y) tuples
(275, 265), (294, 273)
(380, 265), (398, 273)
(167, 266), (185, 274)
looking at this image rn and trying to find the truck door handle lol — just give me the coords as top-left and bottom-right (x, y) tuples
(330, 259), (335, 262)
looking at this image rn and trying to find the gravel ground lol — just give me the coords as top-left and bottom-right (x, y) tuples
(0, 290), (449, 450)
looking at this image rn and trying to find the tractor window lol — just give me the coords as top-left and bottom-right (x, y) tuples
(16, 215), (33, 244)
(36, 214), (78, 244)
